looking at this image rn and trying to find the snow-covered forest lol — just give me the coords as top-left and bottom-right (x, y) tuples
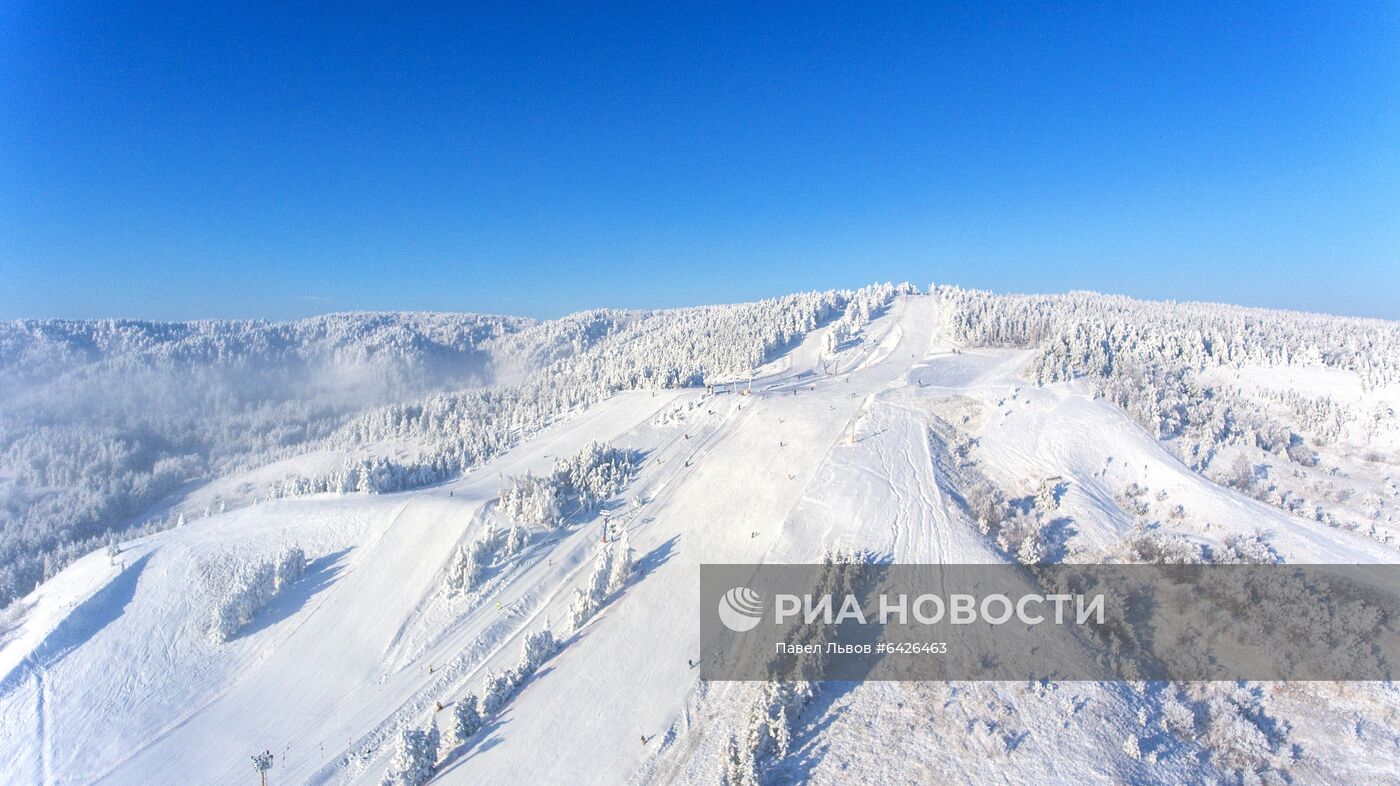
(313, 287), (859, 488)
(933, 285), (1400, 544)
(934, 285), (1400, 462)
(4, 283), (1400, 786)
(0, 286), (903, 608)
(6, 280), (1393, 609)
(0, 312), (528, 607)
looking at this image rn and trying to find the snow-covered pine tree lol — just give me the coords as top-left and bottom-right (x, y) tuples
(1034, 478), (1061, 512)
(382, 721), (437, 786)
(605, 528), (633, 594)
(207, 548), (310, 643)
(568, 586), (597, 632)
(446, 525), (496, 594)
(518, 626), (558, 677)
(208, 561), (275, 643)
(480, 668), (517, 714)
(451, 694), (482, 744)
(721, 732), (759, 786)
(446, 543), (482, 593)
(425, 718), (440, 768)
(499, 474), (562, 527)
(274, 546), (306, 590)
(502, 523), (529, 558)
(769, 704), (791, 760)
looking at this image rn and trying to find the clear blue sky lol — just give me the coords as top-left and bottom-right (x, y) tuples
(3, 2), (1398, 321)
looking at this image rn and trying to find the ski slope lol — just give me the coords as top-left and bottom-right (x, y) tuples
(2, 294), (1397, 785)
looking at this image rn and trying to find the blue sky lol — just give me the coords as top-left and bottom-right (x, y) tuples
(3, 2), (1398, 321)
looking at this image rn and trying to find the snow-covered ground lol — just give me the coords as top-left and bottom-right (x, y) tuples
(3, 293), (1399, 785)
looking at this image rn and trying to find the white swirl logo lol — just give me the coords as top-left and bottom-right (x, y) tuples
(718, 586), (764, 632)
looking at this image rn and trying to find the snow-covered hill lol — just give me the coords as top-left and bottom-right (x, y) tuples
(3, 289), (1399, 785)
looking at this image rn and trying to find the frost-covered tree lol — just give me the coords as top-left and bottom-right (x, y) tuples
(568, 586), (598, 632)
(446, 525), (496, 594)
(963, 479), (1007, 534)
(721, 733), (759, 786)
(274, 547), (306, 590)
(446, 546), (483, 593)
(208, 547), (308, 643)
(450, 694), (482, 744)
(1116, 524), (1206, 565)
(502, 523), (529, 558)
(606, 527), (633, 594)
(768, 704), (791, 760)
(820, 325), (843, 357)
(1034, 478), (1063, 512)
(496, 442), (639, 530)
(1220, 455), (1257, 492)
(480, 668), (517, 715)
(499, 474), (562, 527)
(382, 720), (439, 786)
(1217, 532), (1280, 565)
(518, 626), (558, 678)
(725, 680), (813, 783)
(568, 531), (637, 632)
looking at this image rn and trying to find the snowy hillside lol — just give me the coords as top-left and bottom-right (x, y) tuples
(3, 286), (1400, 785)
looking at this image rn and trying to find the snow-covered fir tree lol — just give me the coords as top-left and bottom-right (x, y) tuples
(381, 719), (439, 786)
(502, 523), (529, 558)
(450, 694), (482, 745)
(207, 547), (307, 643)
(446, 525), (496, 594)
(568, 586), (598, 632)
(606, 527), (633, 594)
(498, 473), (561, 527)
(518, 626), (558, 676)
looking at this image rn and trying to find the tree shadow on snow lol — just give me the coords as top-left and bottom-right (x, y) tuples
(240, 548), (352, 639)
(635, 535), (679, 576)
(1040, 517), (1077, 563)
(433, 717), (511, 779)
(773, 680), (860, 783)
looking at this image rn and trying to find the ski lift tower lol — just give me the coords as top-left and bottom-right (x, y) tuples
(251, 750), (274, 786)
